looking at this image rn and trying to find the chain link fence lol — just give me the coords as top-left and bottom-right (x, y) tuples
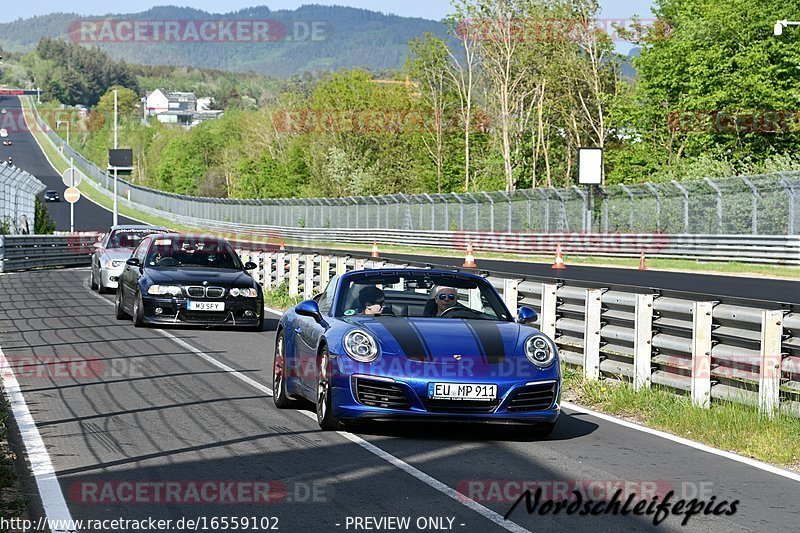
(0, 162), (45, 235)
(32, 99), (800, 235)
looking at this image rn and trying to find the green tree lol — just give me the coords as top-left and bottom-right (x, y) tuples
(97, 86), (140, 117)
(34, 196), (56, 235)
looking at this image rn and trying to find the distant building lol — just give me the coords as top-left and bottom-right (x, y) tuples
(145, 89), (221, 128)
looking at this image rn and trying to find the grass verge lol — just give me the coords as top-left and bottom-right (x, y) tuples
(561, 364), (800, 469)
(0, 397), (28, 531)
(263, 283), (302, 311)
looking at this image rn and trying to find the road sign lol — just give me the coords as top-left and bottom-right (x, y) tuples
(64, 187), (81, 204)
(61, 167), (82, 188)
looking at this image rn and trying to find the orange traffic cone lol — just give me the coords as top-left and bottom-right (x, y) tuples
(279, 240), (286, 251)
(638, 251), (648, 270)
(551, 244), (567, 270)
(371, 241), (380, 258)
(463, 241), (477, 268)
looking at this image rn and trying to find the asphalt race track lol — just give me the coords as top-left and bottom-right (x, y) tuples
(0, 95), (137, 231)
(0, 268), (797, 532)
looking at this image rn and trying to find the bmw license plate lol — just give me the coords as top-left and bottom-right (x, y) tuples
(187, 301), (225, 312)
(428, 383), (497, 400)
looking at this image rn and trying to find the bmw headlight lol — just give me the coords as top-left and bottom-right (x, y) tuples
(147, 285), (183, 297)
(103, 259), (124, 268)
(343, 329), (379, 362)
(230, 288), (258, 298)
(524, 335), (555, 367)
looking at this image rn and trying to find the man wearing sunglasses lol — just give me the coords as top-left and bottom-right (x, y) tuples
(424, 286), (466, 317)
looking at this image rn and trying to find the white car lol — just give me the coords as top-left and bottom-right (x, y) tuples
(0, 129), (7, 137)
(91, 225), (169, 293)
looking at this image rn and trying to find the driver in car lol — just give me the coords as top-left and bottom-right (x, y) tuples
(424, 286), (468, 317)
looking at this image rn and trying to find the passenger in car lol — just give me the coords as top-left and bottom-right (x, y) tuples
(359, 286), (387, 316)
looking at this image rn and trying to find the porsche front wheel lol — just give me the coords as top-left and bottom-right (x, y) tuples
(273, 332), (298, 409)
(316, 346), (343, 431)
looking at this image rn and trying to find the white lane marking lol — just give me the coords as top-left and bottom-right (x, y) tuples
(86, 285), (530, 533)
(0, 346), (76, 531)
(562, 401), (800, 483)
(158, 330), (272, 397)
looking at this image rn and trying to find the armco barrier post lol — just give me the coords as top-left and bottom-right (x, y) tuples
(336, 256), (347, 276)
(288, 254), (300, 296)
(354, 258), (366, 271)
(634, 294), (654, 390)
(276, 252), (286, 288)
(691, 301), (713, 408)
(303, 254), (315, 300)
(759, 310), (784, 417)
(319, 255), (331, 293)
(540, 283), (558, 339)
(583, 289), (602, 380)
(263, 253), (273, 291)
(503, 279), (520, 316)
(0, 235), (4, 273)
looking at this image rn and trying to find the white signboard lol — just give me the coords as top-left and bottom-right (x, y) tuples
(578, 148), (603, 185)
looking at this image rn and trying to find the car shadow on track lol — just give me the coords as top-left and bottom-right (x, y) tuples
(326, 413), (598, 442)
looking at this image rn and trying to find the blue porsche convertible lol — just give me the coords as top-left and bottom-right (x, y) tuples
(274, 269), (561, 435)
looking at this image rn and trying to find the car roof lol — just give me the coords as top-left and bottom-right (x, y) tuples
(145, 233), (231, 243)
(109, 225), (169, 231)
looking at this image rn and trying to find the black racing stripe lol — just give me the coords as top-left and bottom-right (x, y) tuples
(407, 320), (433, 362)
(380, 318), (429, 362)
(466, 321), (506, 364)
(462, 320), (488, 364)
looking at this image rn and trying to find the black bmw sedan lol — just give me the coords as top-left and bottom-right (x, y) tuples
(115, 233), (264, 330)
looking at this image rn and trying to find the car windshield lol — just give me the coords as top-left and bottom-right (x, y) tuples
(334, 272), (511, 321)
(107, 230), (159, 249)
(145, 237), (242, 270)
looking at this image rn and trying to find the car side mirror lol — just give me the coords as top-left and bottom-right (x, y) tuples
(244, 261), (257, 271)
(296, 300), (322, 322)
(126, 257), (141, 267)
(516, 306), (538, 325)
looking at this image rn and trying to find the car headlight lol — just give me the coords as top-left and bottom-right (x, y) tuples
(147, 285), (183, 297)
(524, 335), (555, 367)
(104, 260), (124, 268)
(230, 288), (258, 298)
(343, 329), (379, 363)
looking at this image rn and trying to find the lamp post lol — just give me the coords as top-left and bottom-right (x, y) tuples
(55, 120), (70, 149)
(113, 89), (118, 226)
(774, 20), (800, 36)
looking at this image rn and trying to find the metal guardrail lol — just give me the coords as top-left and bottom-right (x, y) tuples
(0, 235), (97, 272)
(235, 249), (800, 419)
(29, 98), (800, 236)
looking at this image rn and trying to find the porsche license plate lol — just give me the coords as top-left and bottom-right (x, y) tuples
(428, 383), (497, 400)
(187, 301), (225, 312)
